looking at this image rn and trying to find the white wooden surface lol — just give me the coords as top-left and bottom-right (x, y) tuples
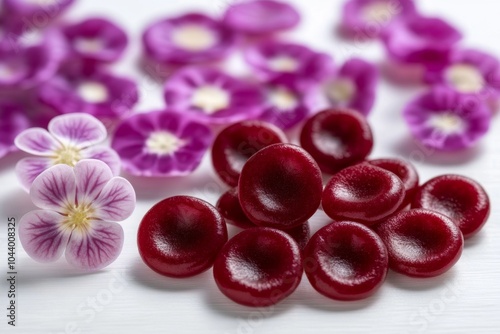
(1, 0), (500, 333)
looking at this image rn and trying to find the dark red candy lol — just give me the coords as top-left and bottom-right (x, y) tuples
(239, 143), (323, 229)
(300, 108), (373, 174)
(375, 209), (464, 277)
(216, 188), (256, 229)
(304, 221), (388, 301)
(213, 227), (303, 307)
(412, 174), (490, 239)
(138, 196), (228, 278)
(322, 163), (405, 225)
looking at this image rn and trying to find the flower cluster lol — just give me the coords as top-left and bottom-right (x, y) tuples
(339, 0), (495, 150)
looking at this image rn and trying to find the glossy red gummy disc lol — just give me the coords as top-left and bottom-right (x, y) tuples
(368, 158), (419, 209)
(411, 174), (490, 239)
(211, 120), (287, 187)
(216, 188), (256, 229)
(239, 143), (323, 229)
(213, 227), (302, 307)
(300, 108), (373, 174)
(322, 163), (405, 225)
(303, 221), (388, 301)
(138, 196), (228, 278)
(375, 209), (464, 277)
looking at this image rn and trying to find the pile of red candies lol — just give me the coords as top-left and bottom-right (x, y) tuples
(137, 108), (490, 307)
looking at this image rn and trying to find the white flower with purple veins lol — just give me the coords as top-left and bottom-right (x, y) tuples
(19, 160), (135, 271)
(15, 113), (121, 190)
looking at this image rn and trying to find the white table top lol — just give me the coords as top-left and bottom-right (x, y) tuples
(1, 0), (499, 333)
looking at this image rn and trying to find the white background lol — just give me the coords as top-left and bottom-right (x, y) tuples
(1, 0), (500, 333)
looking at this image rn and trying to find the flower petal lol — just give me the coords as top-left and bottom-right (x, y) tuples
(81, 145), (121, 176)
(14, 128), (60, 156)
(48, 113), (107, 148)
(19, 210), (71, 263)
(65, 221), (124, 271)
(30, 164), (76, 212)
(73, 159), (113, 205)
(93, 177), (136, 221)
(16, 157), (52, 191)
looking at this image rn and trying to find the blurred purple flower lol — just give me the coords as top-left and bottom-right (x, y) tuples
(323, 57), (378, 116)
(244, 41), (334, 82)
(62, 17), (128, 68)
(381, 15), (462, 70)
(163, 66), (264, 125)
(36, 69), (138, 128)
(223, 0), (300, 36)
(260, 74), (319, 130)
(142, 13), (236, 65)
(15, 113), (120, 190)
(425, 49), (500, 105)
(3, 0), (75, 27)
(403, 87), (491, 151)
(340, 0), (416, 39)
(111, 110), (213, 177)
(19, 159), (135, 271)
(0, 100), (31, 159)
(0, 28), (66, 92)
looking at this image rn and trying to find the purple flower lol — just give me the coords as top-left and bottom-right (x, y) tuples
(15, 113), (121, 190)
(111, 110), (213, 177)
(223, 0), (300, 36)
(19, 159), (135, 271)
(260, 74), (319, 130)
(340, 0), (416, 39)
(163, 67), (264, 125)
(36, 69), (138, 128)
(62, 17), (128, 67)
(323, 57), (378, 116)
(0, 28), (66, 91)
(0, 100), (31, 159)
(3, 0), (75, 26)
(244, 40), (334, 82)
(381, 15), (462, 70)
(142, 13), (236, 65)
(403, 87), (491, 151)
(425, 49), (500, 103)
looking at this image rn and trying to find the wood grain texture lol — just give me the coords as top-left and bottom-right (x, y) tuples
(1, 0), (500, 333)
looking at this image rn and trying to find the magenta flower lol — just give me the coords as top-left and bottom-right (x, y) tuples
(403, 87), (491, 151)
(381, 15), (462, 70)
(111, 110), (213, 177)
(244, 41), (334, 82)
(163, 67), (264, 125)
(340, 0), (416, 39)
(19, 159), (135, 271)
(36, 69), (138, 128)
(142, 13), (236, 65)
(3, 0), (75, 25)
(222, 0), (300, 36)
(0, 28), (66, 91)
(260, 74), (319, 130)
(62, 17), (128, 66)
(323, 58), (378, 116)
(15, 113), (121, 190)
(425, 49), (500, 102)
(0, 100), (31, 159)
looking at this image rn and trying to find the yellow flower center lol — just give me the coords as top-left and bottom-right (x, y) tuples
(325, 78), (356, 104)
(268, 55), (299, 73)
(145, 131), (186, 156)
(171, 24), (217, 51)
(269, 87), (298, 110)
(53, 146), (81, 167)
(63, 204), (94, 233)
(445, 64), (485, 94)
(362, 1), (396, 23)
(191, 85), (230, 114)
(428, 112), (465, 134)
